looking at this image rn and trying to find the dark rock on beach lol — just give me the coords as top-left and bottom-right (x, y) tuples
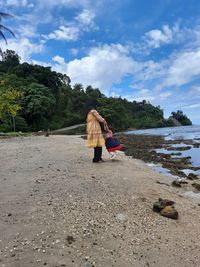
(166, 146), (192, 151)
(66, 235), (75, 244)
(193, 143), (200, 148)
(153, 198), (178, 220)
(153, 198), (175, 212)
(192, 183), (200, 191)
(187, 173), (199, 180)
(172, 180), (182, 187)
(160, 206), (179, 220)
(171, 179), (188, 187)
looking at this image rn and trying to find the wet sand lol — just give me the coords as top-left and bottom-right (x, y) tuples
(1, 135), (200, 267)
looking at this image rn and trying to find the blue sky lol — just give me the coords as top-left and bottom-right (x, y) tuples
(1, 0), (200, 124)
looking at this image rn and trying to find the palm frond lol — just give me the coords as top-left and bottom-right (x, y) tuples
(0, 30), (7, 44)
(0, 12), (15, 44)
(0, 24), (15, 37)
(0, 12), (13, 17)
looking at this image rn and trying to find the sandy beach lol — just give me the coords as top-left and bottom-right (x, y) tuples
(1, 135), (200, 267)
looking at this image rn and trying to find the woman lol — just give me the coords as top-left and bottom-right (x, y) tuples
(86, 101), (108, 163)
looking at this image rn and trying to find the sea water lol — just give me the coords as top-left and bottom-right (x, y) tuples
(126, 125), (200, 141)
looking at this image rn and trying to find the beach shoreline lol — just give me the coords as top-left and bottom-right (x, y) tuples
(1, 135), (200, 267)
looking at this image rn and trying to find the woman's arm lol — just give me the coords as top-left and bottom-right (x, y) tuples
(90, 109), (105, 123)
(91, 109), (112, 134)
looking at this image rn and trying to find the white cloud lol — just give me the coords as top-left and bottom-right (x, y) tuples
(44, 9), (97, 42)
(125, 87), (156, 103)
(123, 91), (155, 103)
(136, 60), (167, 82)
(0, 37), (44, 61)
(131, 44), (200, 93)
(146, 24), (200, 90)
(145, 24), (179, 48)
(17, 24), (37, 38)
(75, 9), (97, 30)
(2, 0), (95, 44)
(45, 44), (139, 92)
(134, 95), (155, 102)
(51, 56), (68, 73)
(131, 23), (200, 56)
(44, 25), (80, 41)
(165, 49), (200, 87)
(2, 0), (93, 9)
(31, 59), (50, 67)
(65, 44), (139, 92)
(52, 55), (65, 64)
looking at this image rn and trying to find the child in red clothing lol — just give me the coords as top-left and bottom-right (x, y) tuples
(105, 129), (123, 159)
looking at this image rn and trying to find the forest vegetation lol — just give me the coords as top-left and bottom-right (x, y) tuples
(0, 50), (192, 133)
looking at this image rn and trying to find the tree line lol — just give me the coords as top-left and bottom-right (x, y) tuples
(0, 50), (192, 132)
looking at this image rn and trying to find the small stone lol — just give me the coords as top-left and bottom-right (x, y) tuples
(7, 213), (12, 217)
(160, 205), (178, 220)
(153, 198), (175, 212)
(116, 213), (127, 222)
(66, 236), (75, 244)
(80, 262), (93, 267)
(172, 180), (181, 187)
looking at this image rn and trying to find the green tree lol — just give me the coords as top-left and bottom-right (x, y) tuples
(21, 83), (56, 130)
(85, 85), (103, 99)
(171, 110), (192, 125)
(0, 50), (20, 71)
(0, 87), (21, 131)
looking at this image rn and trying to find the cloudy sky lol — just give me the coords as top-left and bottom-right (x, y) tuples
(1, 0), (200, 124)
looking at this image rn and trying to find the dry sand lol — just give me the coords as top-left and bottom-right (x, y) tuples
(0, 135), (200, 267)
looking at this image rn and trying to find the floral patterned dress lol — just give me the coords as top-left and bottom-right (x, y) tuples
(87, 109), (105, 148)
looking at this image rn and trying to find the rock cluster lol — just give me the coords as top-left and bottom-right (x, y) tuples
(153, 198), (178, 220)
(119, 134), (200, 179)
(171, 180), (188, 187)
